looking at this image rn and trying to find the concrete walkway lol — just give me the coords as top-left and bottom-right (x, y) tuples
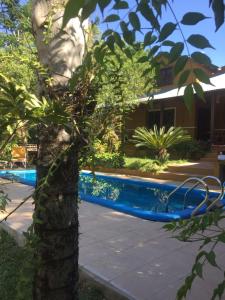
(0, 181), (225, 300)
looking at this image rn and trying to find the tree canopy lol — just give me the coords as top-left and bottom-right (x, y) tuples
(63, 0), (225, 109)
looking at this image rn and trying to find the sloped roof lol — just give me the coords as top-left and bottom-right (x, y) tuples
(140, 73), (225, 102)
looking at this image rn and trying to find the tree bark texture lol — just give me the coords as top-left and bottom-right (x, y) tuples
(32, 1), (86, 299)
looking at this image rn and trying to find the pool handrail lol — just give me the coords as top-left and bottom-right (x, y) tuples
(207, 180), (225, 211)
(184, 176), (224, 214)
(166, 177), (209, 213)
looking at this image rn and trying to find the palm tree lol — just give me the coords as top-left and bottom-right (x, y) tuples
(133, 125), (191, 163)
(31, 1), (88, 299)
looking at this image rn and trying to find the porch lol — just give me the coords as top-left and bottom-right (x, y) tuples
(125, 83), (225, 151)
(197, 90), (225, 146)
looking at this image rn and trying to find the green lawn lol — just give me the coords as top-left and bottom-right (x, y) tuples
(124, 157), (188, 173)
(0, 229), (106, 300)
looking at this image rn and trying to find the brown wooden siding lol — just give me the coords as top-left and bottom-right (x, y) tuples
(126, 98), (196, 138)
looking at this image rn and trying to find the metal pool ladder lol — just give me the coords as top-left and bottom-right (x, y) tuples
(166, 176), (224, 216)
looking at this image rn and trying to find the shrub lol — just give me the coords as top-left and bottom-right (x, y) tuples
(171, 140), (210, 160)
(132, 126), (191, 163)
(92, 152), (125, 169)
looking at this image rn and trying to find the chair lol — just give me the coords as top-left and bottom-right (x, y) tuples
(10, 146), (27, 168)
(0, 160), (8, 169)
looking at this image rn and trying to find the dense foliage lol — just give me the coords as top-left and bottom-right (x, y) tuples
(87, 152), (125, 169)
(171, 140), (210, 160)
(86, 45), (155, 156)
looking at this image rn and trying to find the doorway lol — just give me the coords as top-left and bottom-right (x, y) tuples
(197, 106), (211, 141)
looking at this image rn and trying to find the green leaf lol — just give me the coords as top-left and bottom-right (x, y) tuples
(152, 0), (163, 16)
(150, 45), (160, 56)
(82, 0), (98, 21)
(162, 40), (175, 47)
(194, 68), (211, 84)
(163, 223), (176, 231)
(93, 46), (105, 64)
(169, 42), (184, 63)
(187, 34), (215, 49)
(191, 52), (212, 66)
(113, 1), (129, 9)
(104, 14), (120, 22)
(158, 22), (176, 42)
(102, 29), (113, 39)
(124, 47), (133, 59)
(174, 55), (188, 76)
(129, 12), (141, 31)
(142, 68), (153, 77)
(218, 232), (225, 243)
(178, 70), (191, 88)
(138, 56), (149, 63)
(106, 35), (115, 51)
(184, 84), (194, 111)
(98, 0), (111, 13)
(211, 0), (225, 31)
(144, 32), (157, 46)
(113, 32), (125, 49)
(138, 1), (160, 31)
(195, 262), (203, 278)
(123, 30), (135, 45)
(193, 82), (205, 100)
(181, 12), (209, 25)
(212, 279), (225, 300)
(62, 0), (83, 28)
(185, 273), (196, 290)
(120, 21), (128, 33)
(207, 251), (218, 267)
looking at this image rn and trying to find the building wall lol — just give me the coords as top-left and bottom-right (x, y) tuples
(126, 98), (196, 135)
(125, 98), (197, 156)
(214, 92), (225, 144)
(214, 93), (225, 130)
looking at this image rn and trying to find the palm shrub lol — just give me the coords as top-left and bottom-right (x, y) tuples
(132, 126), (191, 164)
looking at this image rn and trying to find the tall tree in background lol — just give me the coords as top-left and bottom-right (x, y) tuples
(0, 0), (20, 31)
(90, 46), (155, 154)
(0, 0), (37, 156)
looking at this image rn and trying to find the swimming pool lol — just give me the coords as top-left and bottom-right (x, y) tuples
(0, 169), (223, 222)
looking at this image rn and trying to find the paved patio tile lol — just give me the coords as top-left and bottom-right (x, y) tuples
(110, 262), (182, 300)
(153, 276), (213, 300)
(82, 248), (149, 282)
(79, 242), (114, 265)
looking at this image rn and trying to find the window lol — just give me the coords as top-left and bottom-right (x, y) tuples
(158, 67), (173, 86)
(164, 109), (175, 129)
(148, 108), (175, 129)
(148, 111), (160, 129)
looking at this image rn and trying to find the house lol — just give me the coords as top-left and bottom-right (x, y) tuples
(125, 60), (225, 156)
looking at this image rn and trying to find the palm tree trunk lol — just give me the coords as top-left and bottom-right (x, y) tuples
(34, 126), (79, 300)
(32, 1), (86, 299)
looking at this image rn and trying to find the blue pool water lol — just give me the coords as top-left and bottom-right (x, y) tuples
(0, 169), (223, 222)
